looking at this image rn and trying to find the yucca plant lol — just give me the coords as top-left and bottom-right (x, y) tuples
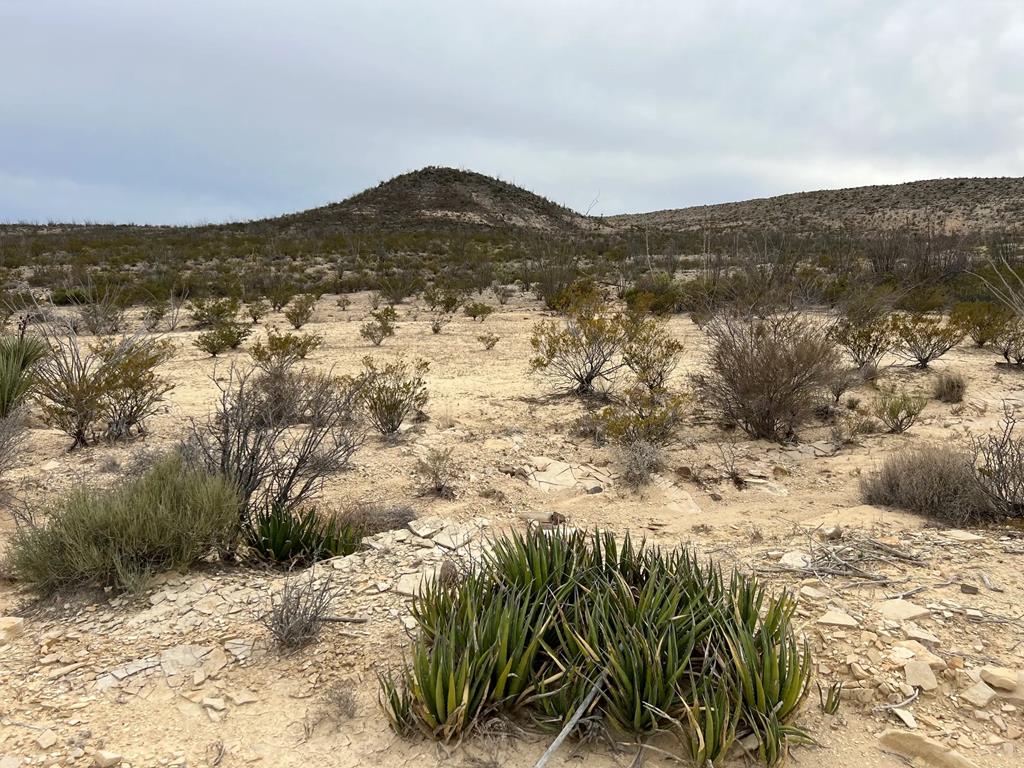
(0, 334), (48, 417)
(817, 681), (843, 715)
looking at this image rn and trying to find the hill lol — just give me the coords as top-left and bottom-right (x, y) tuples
(265, 166), (596, 235)
(608, 177), (1024, 235)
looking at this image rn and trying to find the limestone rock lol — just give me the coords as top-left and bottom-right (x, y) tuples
(878, 729), (979, 768)
(817, 609), (859, 628)
(961, 680), (997, 708)
(94, 751), (122, 767)
(878, 599), (930, 622)
(0, 616), (24, 643)
(904, 660), (938, 691)
(981, 666), (1019, 692)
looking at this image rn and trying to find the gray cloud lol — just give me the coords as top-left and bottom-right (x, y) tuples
(2, 0), (1022, 223)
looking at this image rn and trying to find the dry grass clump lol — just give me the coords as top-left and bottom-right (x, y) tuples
(933, 370), (967, 403)
(416, 447), (459, 499)
(6, 454), (240, 592)
(860, 444), (994, 525)
(616, 438), (664, 488)
(873, 389), (926, 433)
(261, 570), (337, 650)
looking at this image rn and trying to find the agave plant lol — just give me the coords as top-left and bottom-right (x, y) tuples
(247, 505), (362, 565)
(380, 528), (814, 765)
(0, 334), (48, 418)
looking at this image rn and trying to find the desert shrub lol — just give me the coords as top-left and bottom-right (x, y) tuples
(74, 284), (127, 336)
(360, 306), (397, 346)
(246, 298), (270, 324)
(542, 276), (602, 313)
(622, 315), (682, 393)
(6, 454), (239, 592)
(693, 314), (842, 441)
(0, 411), (26, 478)
(617, 438), (664, 488)
(890, 313), (964, 368)
(950, 301), (1013, 348)
(861, 444), (994, 524)
(91, 335), (175, 440)
(183, 365), (363, 520)
(284, 293), (318, 329)
(873, 389), (926, 433)
(416, 447), (458, 499)
(896, 285), (949, 314)
(381, 528), (810, 760)
(261, 571), (337, 650)
(993, 320), (1024, 365)
(142, 298), (169, 331)
(530, 305), (626, 395)
(969, 410), (1024, 518)
(342, 502), (416, 537)
(622, 273), (684, 315)
(248, 504), (362, 565)
(336, 294), (352, 311)
(477, 332), (499, 350)
(358, 357), (429, 435)
(249, 330), (322, 374)
(266, 283), (295, 312)
(429, 312), (452, 334)
(598, 387), (686, 446)
(831, 315), (897, 370)
(194, 322), (251, 356)
(933, 371), (967, 403)
(188, 297), (240, 328)
(0, 334), (49, 418)
(827, 368), (860, 404)
(463, 301), (493, 322)
(35, 329), (173, 448)
(422, 287), (464, 313)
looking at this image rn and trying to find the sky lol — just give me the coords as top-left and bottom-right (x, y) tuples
(1, 0), (1022, 224)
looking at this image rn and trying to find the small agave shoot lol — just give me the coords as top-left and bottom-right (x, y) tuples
(378, 528), (812, 765)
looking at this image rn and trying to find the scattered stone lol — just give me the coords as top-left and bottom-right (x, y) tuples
(904, 660), (938, 691)
(93, 751), (122, 767)
(981, 666), (1019, 692)
(36, 730), (57, 750)
(894, 640), (946, 670)
(779, 551), (811, 569)
(202, 696), (226, 711)
(817, 609), (859, 628)
(0, 616), (25, 643)
(159, 645), (212, 677)
(407, 517), (444, 539)
(892, 708), (917, 729)
(959, 583), (979, 595)
(227, 690), (258, 706)
(878, 599), (931, 622)
(799, 585), (828, 600)
(943, 531), (983, 543)
(961, 680), (997, 708)
(878, 729), (979, 768)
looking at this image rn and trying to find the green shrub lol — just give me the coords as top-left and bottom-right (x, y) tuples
(249, 329), (322, 374)
(246, 298), (270, 324)
(6, 454), (239, 592)
(994, 320), (1024, 365)
(890, 314), (964, 368)
(860, 444), (994, 524)
(91, 336), (175, 440)
(476, 332), (499, 350)
(530, 305), (626, 395)
(0, 334), (48, 418)
(463, 301), (493, 322)
(360, 307), (397, 346)
(188, 297), (240, 328)
(247, 505), (362, 566)
(622, 273), (683, 315)
(194, 322), (251, 356)
(284, 293), (318, 329)
(873, 389), (926, 433)
(381, 528), (810, 761)
(831, 315), (897, 370)
(950, 301), (1013, 347)
(358, 357), (428, 435)
(622, 315), (683, 393)
(597, 387), (687, 446)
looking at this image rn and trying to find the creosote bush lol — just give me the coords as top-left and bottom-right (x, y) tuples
(693, 313), (841, 442)
(890, 313), (964, 368)
(7, 454), (239, 592)
(358, 356), (428, 436)
(249, 329), (322, 374)
(969, 410), (1024, 518)
(379, 528), (810, 765)
(188, 297), (241, 328)
(416, 446), (458, 499)
(360, 306), (397, 346)
(530, 302), (625, 395)
(950, 301), (1013, 348)
(873, 389), (926, 433)
(831, 315), (896, 370)
(194, 321), (251, 357)
(284, 293), (318, 329)
(463, 301), (493, 322)
(476, 332), (499, 350)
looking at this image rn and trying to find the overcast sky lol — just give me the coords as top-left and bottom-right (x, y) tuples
(1, 0), (1022, 224)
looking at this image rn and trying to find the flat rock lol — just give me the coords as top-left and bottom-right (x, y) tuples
(878, 599), (931, 622)
(36, 730), (57, 750)
(904, 660), (938, 691)
(799, 585), (828, 600)
(779, 551), (811, 569)
(878, 729), (979, 768)
(159, 644), (212, 676)
(0, 616), (25, 643)
(895, 640), (946, 670)
(407, 517), (444, 539)
(961, 680), (997, 708)
(433, 527), (470, 550)
(817, 609), (859, 628)
(981, 666), (1019, 692)
(94, 751), (122, 767)
(943, 530), (984, 542)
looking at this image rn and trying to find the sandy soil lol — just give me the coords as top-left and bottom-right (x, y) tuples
(1, 293), (1023, 768)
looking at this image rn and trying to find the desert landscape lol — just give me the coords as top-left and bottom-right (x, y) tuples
(0, 164), (1023, 768)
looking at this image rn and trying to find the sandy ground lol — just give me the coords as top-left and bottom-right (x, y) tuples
(1, 293), (1023, 768)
